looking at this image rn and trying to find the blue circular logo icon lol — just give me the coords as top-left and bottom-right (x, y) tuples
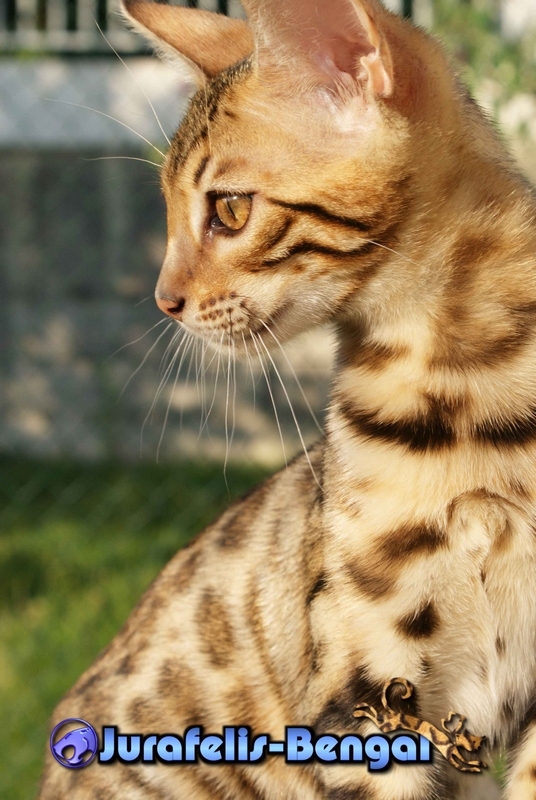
(50, 718), (98, 768)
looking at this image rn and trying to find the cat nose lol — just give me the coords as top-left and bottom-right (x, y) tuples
(156, 294), (186, 319)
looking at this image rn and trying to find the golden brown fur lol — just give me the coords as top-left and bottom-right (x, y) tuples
(40, 0), (536, 798)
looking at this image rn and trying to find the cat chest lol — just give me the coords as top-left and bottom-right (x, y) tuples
(316, 498), (536, 742)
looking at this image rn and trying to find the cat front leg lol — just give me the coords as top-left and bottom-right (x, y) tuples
(354, 679), (488, 773)
(310, 675), (463, 799)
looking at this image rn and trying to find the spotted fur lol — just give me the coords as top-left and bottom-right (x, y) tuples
(40, 0), (536, 798)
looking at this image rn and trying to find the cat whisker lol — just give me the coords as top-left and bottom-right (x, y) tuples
(42, 98), (166, 159)
(180, 337), (198, 431)
(255, 333), (321, 488)
(230, 336), (238, 456)
(118, 320), (173, 401)
(153, 331), (192, 417)
(256, 317), (323, 433)
(194, 336), (200, 405)
(242, 330), (258, 410)
(197, 337), (209, 435)
(200, 332), (221, 380)
(199, 330), (225, 437)
(199, 331), (220, 436)
(158, 325), (185, 380)
(223, 331), (233, 481)
(193, 338), (206, 436)
(82, 156), (162, 169)
(251, 331), (288, 470)
(105, 317), (169, 363)
(94, 18), (171, 147)
(143, 332), (193, 454)
(135, 295), (156, 307)
(362, 238), (421, 268)
(156, 338), (186, 463)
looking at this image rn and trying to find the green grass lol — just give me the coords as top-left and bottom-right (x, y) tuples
(0, 457), (269, 800)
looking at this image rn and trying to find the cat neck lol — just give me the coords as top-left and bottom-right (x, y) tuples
(324, 154), (536, 504)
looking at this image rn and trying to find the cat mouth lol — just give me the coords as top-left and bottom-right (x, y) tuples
(182, 299), (295, 357)
(247, 302), (294, 340)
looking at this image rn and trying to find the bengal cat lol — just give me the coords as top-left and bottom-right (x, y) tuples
(39, 0), (536, 798)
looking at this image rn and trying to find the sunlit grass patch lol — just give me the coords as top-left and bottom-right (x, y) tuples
(0, 457), (268, 800)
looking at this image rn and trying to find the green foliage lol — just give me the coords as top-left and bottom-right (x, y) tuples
(0, 458), (269, 800)
(432, 0), (536, 102)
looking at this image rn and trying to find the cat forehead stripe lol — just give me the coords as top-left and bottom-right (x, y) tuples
(166, 57), (252, 177)
(261, 241), (377, 269)
(193, 156), (210, 186)
(268, 199), (375, 233)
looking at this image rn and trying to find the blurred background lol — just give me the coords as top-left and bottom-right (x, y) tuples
(0, 0), (534, 796)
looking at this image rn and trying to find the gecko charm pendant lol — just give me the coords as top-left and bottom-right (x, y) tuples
(353, 678), (488, 773)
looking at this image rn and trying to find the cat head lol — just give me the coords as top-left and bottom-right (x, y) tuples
(122, 0), (465, 353)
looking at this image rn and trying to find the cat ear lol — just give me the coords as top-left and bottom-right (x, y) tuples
(241, 0), (393, 99)
(120, 0), (254, 88)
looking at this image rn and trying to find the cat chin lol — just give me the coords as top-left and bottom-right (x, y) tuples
(183, 316), (308, 360)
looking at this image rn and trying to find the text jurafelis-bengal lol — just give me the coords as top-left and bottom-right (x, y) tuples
(40, 0), (536, 797)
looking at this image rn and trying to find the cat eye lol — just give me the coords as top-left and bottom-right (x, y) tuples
(213, 195), (252, 232)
